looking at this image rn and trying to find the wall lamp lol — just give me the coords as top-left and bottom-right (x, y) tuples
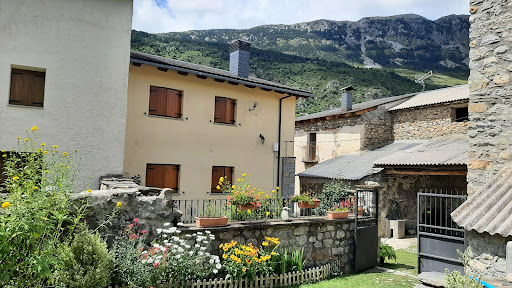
(259, 134), (265, 144)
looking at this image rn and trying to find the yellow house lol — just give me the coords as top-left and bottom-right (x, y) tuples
(124, 41), (312, 199)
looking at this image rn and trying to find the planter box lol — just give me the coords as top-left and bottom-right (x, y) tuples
(298, 199), (320, 209)
(238, 204), (258, 210)
(327, 211), (349, 219)
(195, 216), (229, 228)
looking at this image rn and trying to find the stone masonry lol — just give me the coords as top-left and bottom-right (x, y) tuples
(180, 217), (356, 272)
(466, 0), (512, 279)
(392, 101), (469, 140)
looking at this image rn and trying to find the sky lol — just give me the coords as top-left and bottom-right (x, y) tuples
(132, 0), (470, 33)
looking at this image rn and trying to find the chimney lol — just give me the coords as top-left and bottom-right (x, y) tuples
(341, 86), (354, 111)
(229, 40), (251, 78)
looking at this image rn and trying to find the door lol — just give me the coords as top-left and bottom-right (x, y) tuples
(355, 186), (379, 272)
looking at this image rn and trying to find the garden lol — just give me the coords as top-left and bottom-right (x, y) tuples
(0, 127), (360, 288)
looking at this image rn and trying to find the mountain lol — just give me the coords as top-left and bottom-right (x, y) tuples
(131, 14), (469, 116)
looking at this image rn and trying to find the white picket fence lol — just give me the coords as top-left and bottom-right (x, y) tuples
(110, 260), (343, 288)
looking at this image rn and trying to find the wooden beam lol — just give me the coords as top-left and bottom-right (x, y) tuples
(214, 78), (225, 83)
(178, 71), (188, 76)
(228, 81), (239, 86)
(354, 107), (376, 115)
(158, 67), (168, 72)
(261, 88), (272, 92)
(196, 75), (208, 79)
(131, 62), (141, 67)
(245, 84), (256, 89)
(384, 169), (467, 176)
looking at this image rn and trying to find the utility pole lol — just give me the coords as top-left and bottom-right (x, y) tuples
(415, 70), (433, 92)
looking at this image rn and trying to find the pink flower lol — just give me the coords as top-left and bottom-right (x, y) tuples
(153, 262), (159, 267)
(141, 230), (147, 234)
(129, 234), (139, 240)
(133, 218), (139, 223)
(127, 223), (134, 228)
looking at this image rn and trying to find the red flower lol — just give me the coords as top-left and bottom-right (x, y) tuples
(153, 262), (159, 267)
(127, 223), (134, 228)
(141, 230), (147, 234)
(133, 218), (140, 223)
(129, 234), (139, 240)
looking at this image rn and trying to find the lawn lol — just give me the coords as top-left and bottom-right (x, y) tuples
(298, 246), (419, 288)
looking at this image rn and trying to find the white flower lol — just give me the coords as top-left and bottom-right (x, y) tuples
(205, 252), (210, 256)
(176, 230), (181, 233)
(185, 245), (191, 249)
(169, 227), (177, 233)
(200, 247), (207, 251)
(177, 222), (184, 226)
(213, 269), (218, 274)
(163, 222), (171, 226)
(198, 251), (204, 256)
(189, 251), (194, 255)
(195, 244), (200, 248)
(185, 234), (192, 238)
(197, 232), (203, 235)
(209, 259), (214, 264)
(155, 259), (160, 264)
(156, 228), (163, 234)
(153, 243), (160, 248)
(141, 259), (147, 264)
(175, 255), (181, 259)
(215, 263), (222, 269)
(147, 258), (153, 263)
(205, 230), (211, 234)
(141, 251), (148, 255)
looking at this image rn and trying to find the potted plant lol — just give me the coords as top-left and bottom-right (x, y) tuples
(218, 173), (275, 211)
(290, 192), (320, 209)
(327, 199), (352, 219)
(379, 243), (396, 265)
(195, 199), (228, 227)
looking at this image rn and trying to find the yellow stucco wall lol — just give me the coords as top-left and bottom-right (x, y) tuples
(124, 64), (296, 199)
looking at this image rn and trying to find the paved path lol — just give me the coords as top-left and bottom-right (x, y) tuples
(381, 236), (417, 250)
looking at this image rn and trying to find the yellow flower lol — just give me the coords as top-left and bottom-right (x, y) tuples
(242, 267), (247, 272)
(63, 152), (68, 156)
(1, 154), (6, 158)
(216, 185), (220, 190)
(87, 189), (92, 193)
(242, 173), (247, 177)
(222, 254), (227, 259)
(232, 185), (236, 189)
(247, 209), (251, 214)
(66, 166), (70, 169)
(43, 151), (48, 154)
(31, 126), (38, 131)
(32, 186), (38, 189)
(74, 149), (78, 152)
(237, 178), (240, 182)
(247, 185), (250, 189)
(276, 187), (280, 190)
(266, 211), (270, 216)
(219, 177), (224, 182)
(16, 137), (21, 140)
(272, 190), (276, 193)
(116, 201), (122, 207)
(219, 244), (224, 248)
(44, 170), (49, 173)
(262, 241), (269, 246)
(2, 202), (11, 209)
(271, 252), (277, 256)
(52, 145), (58, 148)
(12, 176), (19, 180)
(24, 138), (28, 141)
(40, 143), (46, 146)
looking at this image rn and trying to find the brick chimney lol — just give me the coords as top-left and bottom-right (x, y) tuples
(341, 86), (354, 111)
(229, 40), (251, 78)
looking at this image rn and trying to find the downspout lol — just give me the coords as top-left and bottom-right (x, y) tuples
(277, 94), (293, 188)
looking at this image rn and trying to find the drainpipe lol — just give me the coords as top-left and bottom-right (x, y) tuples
(277, 94), (293, 188)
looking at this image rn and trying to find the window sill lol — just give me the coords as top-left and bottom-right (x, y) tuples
(302, 159), (319, 163)
(213, 122), (237, 127)
(148, 115), (184, 121)
(7, 104), (44, 109)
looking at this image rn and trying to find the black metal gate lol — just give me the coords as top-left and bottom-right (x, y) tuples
(417, 189), (466, 274)
(354, 185), (379, 272)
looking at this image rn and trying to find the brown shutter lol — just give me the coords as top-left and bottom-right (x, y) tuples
(146, 164), (159, 187)
(167, 89), (182, 118)
(149, 86), (166, 116)
(308, 133), (316, 161)
(9, 69), (45, 107)
(214, 97), (227, 123)
(226, 167), (234, 184)
(211, 166), (224, 193)
(227, 99), (236, 124)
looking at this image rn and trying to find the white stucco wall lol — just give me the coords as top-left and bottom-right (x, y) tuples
(0, 0), (133, 188)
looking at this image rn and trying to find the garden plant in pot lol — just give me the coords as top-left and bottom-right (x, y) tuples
(219, 173), (274, 211)
(195, 199), (229, 227)
(379, 243), (397, 265)
(290, 192), (320, 209)
(327, 200), (352, 219)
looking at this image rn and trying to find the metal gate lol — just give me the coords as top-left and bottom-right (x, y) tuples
(354, 185), (379, 272)
(417, 189), (466, 274)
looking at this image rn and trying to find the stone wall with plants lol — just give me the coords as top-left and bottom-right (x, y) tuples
(392, 101), (469, 140)
(180, 217), (356, 272)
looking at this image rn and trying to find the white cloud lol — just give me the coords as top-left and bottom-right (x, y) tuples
(132, 0), (469, 33)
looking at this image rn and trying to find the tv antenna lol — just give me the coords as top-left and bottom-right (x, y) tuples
(415, 70), (432, 91)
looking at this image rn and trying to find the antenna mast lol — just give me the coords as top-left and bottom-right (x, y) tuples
(415, 70), (433, 92)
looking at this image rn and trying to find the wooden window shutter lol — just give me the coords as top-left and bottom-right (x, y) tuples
(211, 166), (224, 193)
(146, 164), (179, 191)
(163, 165), (179, 191)
(166, 89), (183, 118)
(146, 164), (159, 187)
(226, 167), (234, 184)
(9, 68), (45, 107)
(227, 99), (236, 124)
(149, 86), (166, 116)
(214, 97), (226, 123)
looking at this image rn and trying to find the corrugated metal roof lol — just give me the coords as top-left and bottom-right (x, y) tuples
(389, 85), (469, 111)
(295, 93), (416, 122)
(297, 141), (425, 180)
(130, 51), (313, 97)
(374, 138), (468, 166)
(452, 163), (512, 237)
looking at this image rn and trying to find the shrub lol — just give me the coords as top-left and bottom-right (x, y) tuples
(53, 224), (113, 288)
(379, 243), (397, 264)
(220, 236), (280, 280)
(0, 127), (86, 287)
(445, 247), (483, 288)
(315, 181), (350, 215)
(111, 219), (155, 288)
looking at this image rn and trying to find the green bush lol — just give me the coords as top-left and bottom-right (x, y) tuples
(379, 244), (397, 264)
(53, 224), (113, 288)
(445, 247), (483, 288)
(0, 127), (86, 287)
(315, 181), (350, 215)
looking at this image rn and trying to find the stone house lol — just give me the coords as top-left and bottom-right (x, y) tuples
(0, 0), (312, 199)
(297, 85), (470, 237)
(450, 0), (512, 280)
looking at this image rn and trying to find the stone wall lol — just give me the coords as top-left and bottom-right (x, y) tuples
(466, 0), (512, 279)
(378, 175), (467, 238)
(179, 217), (356, 272)
(467, 0), (512, 195)
(392, 102), (469, 140)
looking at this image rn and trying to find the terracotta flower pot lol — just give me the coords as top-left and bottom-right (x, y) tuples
(327, 211), (349, 219)
(298, 199), (321, 209)
(358, 207), (365, 216)
(238, 204), (258, 210)
(195, 216), (229, 228)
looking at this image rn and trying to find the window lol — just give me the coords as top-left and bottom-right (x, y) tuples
(214, 96), (236, 124)
(149, 86), (183, 118)
(9, 68), (45, 107)
(146, 164), (180, 192)
(307, 133), (317, 161)
(211, 166), (233, 193)
(453, 106), (469, 122)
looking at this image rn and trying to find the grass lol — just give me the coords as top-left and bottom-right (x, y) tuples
(393, 68), (468, 87)
(296, 246), (419, 288)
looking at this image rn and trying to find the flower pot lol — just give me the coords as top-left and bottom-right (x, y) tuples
(195, 216), (229, 228)
(358, 207), (365, 216)
(327, 211), (349, 219)
(238, 204), (258, 210)
(298, 199), (321, 209)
